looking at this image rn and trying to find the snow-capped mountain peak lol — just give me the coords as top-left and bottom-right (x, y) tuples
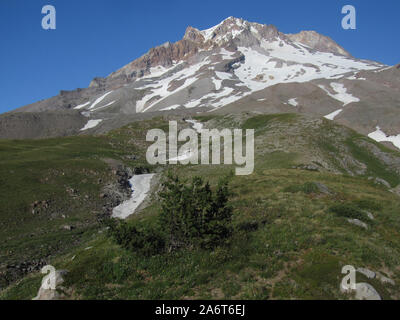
(16, 17), (399, 144)
(183, 16), (281, 48)
(86, 17), (382, 114)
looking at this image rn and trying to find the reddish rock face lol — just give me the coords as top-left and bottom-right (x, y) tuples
(183, 26), (205, 42)
(107, 38), (208, 81)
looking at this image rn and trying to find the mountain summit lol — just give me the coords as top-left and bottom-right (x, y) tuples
(107, 16), (354, 83)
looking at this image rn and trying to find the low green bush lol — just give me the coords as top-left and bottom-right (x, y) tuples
(353, 199), (382, 211)
(284, 182), (319, 194)
(107, 173), (233, 255)
(159, 173), (233, 250)
(107, 220), (165, 257)
(329, 204), (369, 222)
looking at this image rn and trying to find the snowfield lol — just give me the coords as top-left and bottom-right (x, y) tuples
(368, 127), (400, 150)
(112, 174), (155, 219)
(136, 37), (377, 112)
(80, 119), (103, 131)
(161, 104), (181, 111)
(324, 109), (343, 121)
(125, 25), (382, 113)
(137, 60), (210, 113)
(288, 98), (298, 107)
(74, 101), (91, 110)
(88, 91), (114, 110)
(319, 83), (360, 106)
(319, 83), (359, 120)
(90, 100), (116, 112)
(74, 91), (115, 111)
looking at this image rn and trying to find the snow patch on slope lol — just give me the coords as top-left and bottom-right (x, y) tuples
(319, 83), (359, 106)
(232, 40), (381, 95)
(74, 101), (91, 110)
(128, 31), (382, 113)
(212, 78), (223, 90)
(160, 104), (181, 111)
(112, 174), (155, 219)
(368, 127), (400, 150)
(324, 109), (343, 120)
(80, 119), (103, 131)
(91, 100), (116, 112)
(215, 71), (234, 80)
(200, 87), (237, 110)
(347, 75), (367, 81)
(137, 60), (209, 112)
(288, 98), (298, 107)
(88, 92), (114, 110)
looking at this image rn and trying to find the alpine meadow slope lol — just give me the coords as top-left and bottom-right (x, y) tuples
(2, 113), (400, 300)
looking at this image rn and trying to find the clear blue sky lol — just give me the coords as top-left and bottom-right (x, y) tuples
(0, 0), (399, 113)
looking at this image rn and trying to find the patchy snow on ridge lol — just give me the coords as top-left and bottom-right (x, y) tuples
(160, 104), (181, 111)
(219, 48), (236, 59)
(374, 66), (393, 73)
(88, 91), (114, 110)
(347, 75), (367, 81)
(112, 174), (155, 219)
(215, 71), (234, 80)
(212, 77), (223, 90)
(288, 98), (298, 107)
(137, 60), (209, 112)
(201, 24), (220, 41)
(230, 40), (381, 98)
(319, 83), (359, 106)
(91, 100), (116, 112)
(368, 127), (400, 150)
(185, 100), (201, 109)
(80, 119), (103, 131)
(211, 92), (244, 110)
(102, 17), (385, 116)
(324, 109), (343, 120)
(200, 87), (237, 110)
(320, 83), (359, 120)
(130, 33), (381, 114)
(143, 64), (177, 79)
(74, 101), (91, 110)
